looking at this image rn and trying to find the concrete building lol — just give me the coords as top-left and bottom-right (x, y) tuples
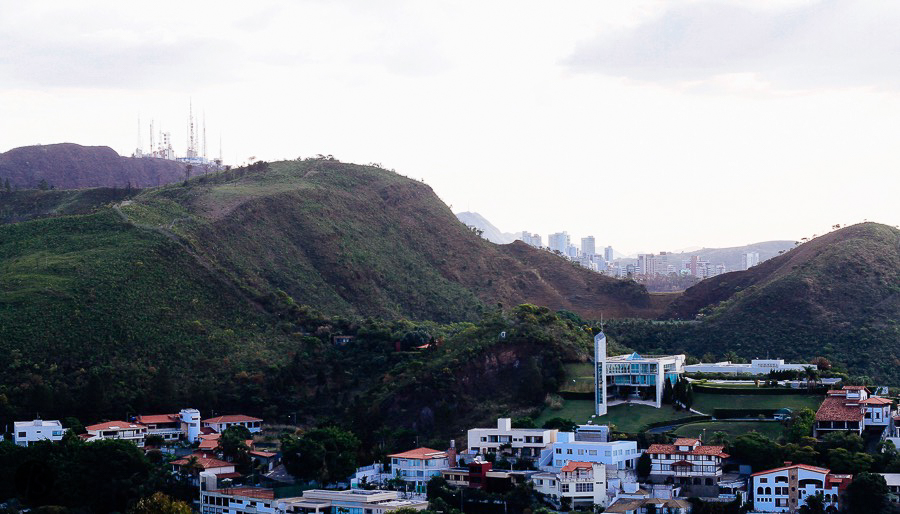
(540, 428), (639, 471)
(581, 236), (596, 257)
(202, 414), (263, 434)
(595, 332), (685, 415)
(646, 438), (728, 490)
(548, 232), (570, 254)
(684, 359), (817, 375)
(84, 421), (148, 446)
(200, 473), (428, 514)
(751, 463), (850, 513)
(605, 246), (614, 263)
(386, 447), (451, 493)
(533, 462), (607, 508)
(741, 251), (760, 270)
(519, 232), (543, 248)
(441, 460), (534, 493)
(174, 453), (237, 485)
(467, 418), (558, 459)
(12, 419), (66, 446)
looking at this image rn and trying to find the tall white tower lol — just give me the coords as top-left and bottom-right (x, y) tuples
(594, 332), (608, 416)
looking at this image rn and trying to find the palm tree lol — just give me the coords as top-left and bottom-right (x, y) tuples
(710, 431), (728, 445)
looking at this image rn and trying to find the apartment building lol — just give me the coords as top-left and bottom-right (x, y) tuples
(441, 461), (533, 493)
(534, 462), (607, 508)
(467, 418), (558, 459)
(84, 421), (148, 446)
(646, 438), (728, 487)
(12, 419), (66, 446)
(386, 447), (451, 493)
(751, 463), (851, 513)
(595, 332), (685, 415)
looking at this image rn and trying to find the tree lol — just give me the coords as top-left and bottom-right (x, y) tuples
(3, 178), (10, 192)
(281, 426), (360, 485)
(811, 357), (832, 371)
(785, 408), (816, 443)
(798, 492), (825, 514)
(637, 452), (652, 479)
(845, 472), (889, 514)
(542, 417), (577, 431)
(38, 178), (49, 190)
(827, 448), (872, 474)
(662, 378), (674, 404)
(512, 417), (536, 429)
(220, 425), (252, 462)
(130, 492), (191, 514)
(729, 432), (782, 471)
(709, 431), (728, 445)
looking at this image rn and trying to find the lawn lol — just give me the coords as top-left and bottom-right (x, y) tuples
(560, 363), (595, 393)
(535, 399), (695, 433)
(691, 393), (824, 415)
(672, 421), (784, 441)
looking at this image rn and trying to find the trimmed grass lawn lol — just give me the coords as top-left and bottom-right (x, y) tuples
(691, 393), (824, 415)
(535, 399), (695, 433)
(672, 421), (784, 441)
(560, 363), (595, 393)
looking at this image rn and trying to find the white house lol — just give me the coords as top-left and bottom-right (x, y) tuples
(534, 462), (607, 508)
(813, 386), (892, 438)
(751, 463), (851, 513)
(386, 447), (451, 494)
(595, 332), (685, 415)
(467, 418), (557, 459)
(84, 421), (148, 446)
(12, 419), (66, 446)
(684, 359), (816, 375)
(646, 438), (728, 487)
(202, 414), (263, 434)
(540, 429), (639, 471)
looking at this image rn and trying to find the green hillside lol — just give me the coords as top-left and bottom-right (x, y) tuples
(0, 158), (653, 441)
(608, 223), (900, 383)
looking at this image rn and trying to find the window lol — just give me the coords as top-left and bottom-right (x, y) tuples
(757, 487), (763, 495)
(578, 449), (585, 455)
(561, 484), (569, 492)
(589, 450), (597, 456)
(567, 449), (573, 455)
(575, 483), (593, 492)
(556, 448), (562, 454)
(17, 432), (25, 438)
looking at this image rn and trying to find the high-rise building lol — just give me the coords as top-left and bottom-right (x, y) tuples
(548, 232), (570, 254)
(637, 254), (655, 275)
(604, 246), (614, 263)
(519, 232), (542, 248)
(741, 252), (760, 270)
(581, 236), (596, 257)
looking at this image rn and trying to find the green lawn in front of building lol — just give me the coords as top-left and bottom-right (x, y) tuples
(535, 398), (695, 433)
(690, 393), (824, 415)
(672, 421), (784, 441)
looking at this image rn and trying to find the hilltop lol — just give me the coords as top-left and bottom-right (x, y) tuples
(661, 240), (795, 271)
(608, 223), (900, 383)
(0, 143), (188, 190)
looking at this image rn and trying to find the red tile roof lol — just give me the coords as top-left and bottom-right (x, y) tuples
(388, 447), (448, 460)
(673, 438), (700, 446)
(199, 439), (220, 450)
(250, 450), (277, 458)
(172, 455), (234, 470)
(136, 414), (178, 424)
(86, 421), (146, 431)
(842, 386), (870, 391)
(646, 443), (729, 458)
(561, 461), (593, 472)
(216, 472), (243, 479)
(861, 397), (892, 405)
(203, 415), (262, 424)
(815, 396), (864, 422)
(752, 464), (829, 477)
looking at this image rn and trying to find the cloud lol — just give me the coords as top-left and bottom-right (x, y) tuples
(565, 1), (900, 90)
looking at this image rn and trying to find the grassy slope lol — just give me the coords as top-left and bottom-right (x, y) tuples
(673, 421), (784, 441)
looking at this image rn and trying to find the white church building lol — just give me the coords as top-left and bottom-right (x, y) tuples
(594, 332), (685, 415)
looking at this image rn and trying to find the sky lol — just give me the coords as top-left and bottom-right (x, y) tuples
(1, 0), (898, 254)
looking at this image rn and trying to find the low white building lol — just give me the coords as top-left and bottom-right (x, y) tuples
(12, 419), (66, 446)
(84, 420), (148, 446)
(202, 414), (263, 434)
(684, 359), (816, 375)
(540, 428), (639, 471)
(467, 418), (557, 459)
(534, 462), (607, 508)
(386, 447), (451, 494)
(751, 463), (851, 513)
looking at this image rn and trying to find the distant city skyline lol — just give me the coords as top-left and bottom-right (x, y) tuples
(2, 1), (898, 252)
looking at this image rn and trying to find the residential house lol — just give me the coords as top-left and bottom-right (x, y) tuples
(813, 386), (891, 438)
(387, 447), (450, 493)
(751, 463), (851, 513)
(173, 453), (237, 486)
(540, 427), (639, 471)
(203, 414), (263, 434)
(136, 413), (183, 442)
(604, 498), (691, 514)
(553, 461), (608, 508)
(11, 419), (66, 446)
(467, 418), (558, 459)
(440, 460), (534, 493)
(84, 421), (148, 446)
(646, 438), (728, 491)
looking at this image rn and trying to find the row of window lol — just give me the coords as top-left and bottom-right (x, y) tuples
(479, 436), (544, 444)
(559, 482), (596, 493)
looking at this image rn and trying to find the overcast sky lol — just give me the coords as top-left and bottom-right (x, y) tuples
(1, 0), (898, 254)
